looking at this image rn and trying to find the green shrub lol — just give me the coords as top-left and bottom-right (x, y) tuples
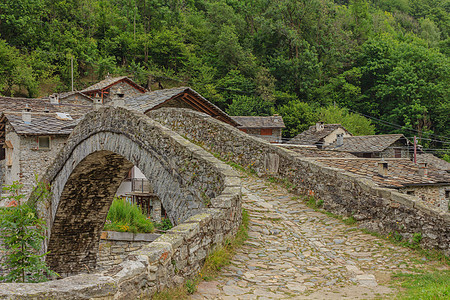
(104, 197), (154, 233)
(0, 181), (58, 282)
(155, 218), (173, 231)
(412, 233), (422, 246)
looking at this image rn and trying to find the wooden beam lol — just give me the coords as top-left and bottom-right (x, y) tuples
(181, 94), (211, 114)
(183, 93), (217, 117)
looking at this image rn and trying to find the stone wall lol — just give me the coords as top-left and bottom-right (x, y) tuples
(2, 125), (68, 198)
(105, 81), (143, 103)
(148, 108), (450, 255)
(0, 107), (242, 299)
(399, 185), (449, 213)
(245, 128), (282, 143)
(97, 231), (160, 271)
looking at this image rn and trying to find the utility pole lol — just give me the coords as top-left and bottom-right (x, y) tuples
(71, 56), (74, 92)
(414, 136), (417, 164)
(134, 2), (136, 41)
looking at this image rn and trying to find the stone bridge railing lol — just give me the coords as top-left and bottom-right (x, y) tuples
(148, 108), (450, 255)
(0, 108), (242, 299)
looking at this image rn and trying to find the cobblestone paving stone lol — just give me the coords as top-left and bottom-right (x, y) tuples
(191, 173), (448, 299)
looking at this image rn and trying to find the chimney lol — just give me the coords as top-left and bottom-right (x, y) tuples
(49, 93), (59, 104)
(378, 162), (388, 177)
(418, 162), (428, 177)
(336, 133), (344, 146)
(116, 87), (124, 98)
(22, 104), (31, 124)
(316, 121), (324, 132)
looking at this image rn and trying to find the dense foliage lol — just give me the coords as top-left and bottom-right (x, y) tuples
(0, 182), (57, 283)
(0, 0), (448, 151)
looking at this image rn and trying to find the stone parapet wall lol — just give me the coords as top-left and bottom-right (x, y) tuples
(148, 108), (449, 255)
(97, 231), (161, 271)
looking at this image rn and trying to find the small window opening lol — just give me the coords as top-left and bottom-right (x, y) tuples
(38, 136), (50, 150)
(406, 191), (415, 196)
(260, 128), (273, 135)
(446, 190), (450, 199)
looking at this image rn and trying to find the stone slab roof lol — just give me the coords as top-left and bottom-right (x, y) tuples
(231, 116), (285, 129)
(3, 112), (83, 135)
(314, 158), (450, 188)
(0, 96), (93, 115)
(124, 87), (239, 126)
(417, 153), (450, 172)
(326, 134), (408, 153)
(81, 76), (147, 93)
(279, 145), (357, 158)
(287, 124), (347, 145)
(57, 91), (95, 102)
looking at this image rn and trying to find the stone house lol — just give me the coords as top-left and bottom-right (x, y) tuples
(0, 108), (88, 202)
(417, 153), (450, 173)
(315, 157), (450, 212)
(287, 123), (352, 148)
(80, 76), (148, 104)
(325, 134), (413, 158)
(52, 91), (95, 105)
(231, 116), (285, 143)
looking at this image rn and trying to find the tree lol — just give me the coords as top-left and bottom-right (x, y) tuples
(318, 106), (376, 136)
(277, 100), (318, 138)
(0, 181), (57, 283)
(226, 94), (273, 116)
(0, 40), (38, 97)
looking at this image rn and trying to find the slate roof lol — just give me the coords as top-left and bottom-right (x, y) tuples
(326, 134), (408, 153)
(417, 153), (450, 172)
(3, 112), (83, 135)
(0, 96), (93, 114)
(81, 76), (147, 93)
(124, 87), (188, 112)
(279, 145), (357, 158)
(57, 91), (95, 102)
(123, 87), (239, 126)
(231, 116), (285, 129)
(314, 158), (450, 188)
(287, 124), (348, 145)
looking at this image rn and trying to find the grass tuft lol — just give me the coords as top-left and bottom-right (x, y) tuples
(104, 197), (154, 233)
(393, 270), (450, 299)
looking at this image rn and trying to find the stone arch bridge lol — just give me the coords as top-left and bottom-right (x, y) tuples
(34, 106), (241, 276)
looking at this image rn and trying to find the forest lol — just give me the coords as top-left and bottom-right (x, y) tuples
(0, 0), (449, 155)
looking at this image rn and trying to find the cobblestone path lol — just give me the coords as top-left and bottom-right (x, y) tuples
(191, 174), (448, 299)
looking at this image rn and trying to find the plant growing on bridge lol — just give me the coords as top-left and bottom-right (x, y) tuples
(104, 197), (155, 233)
(0, 181), (57, 282)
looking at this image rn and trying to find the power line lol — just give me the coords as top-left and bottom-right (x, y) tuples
(346, 108), (450, 142)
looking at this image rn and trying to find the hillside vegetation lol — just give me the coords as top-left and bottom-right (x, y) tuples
(0, 0), (449, 151)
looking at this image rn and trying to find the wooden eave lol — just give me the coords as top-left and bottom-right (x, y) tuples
(0, 114), (6, 143)
(147, 89), (239, 127)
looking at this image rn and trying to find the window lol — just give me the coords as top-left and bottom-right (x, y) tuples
(446, 190), (450, 199)
(239, 129), (247, 133)
(406, 191), (415, 196)
(394, 148), (402, 158)
(38, 136), (50, 150)
(260, 128), (272, 135)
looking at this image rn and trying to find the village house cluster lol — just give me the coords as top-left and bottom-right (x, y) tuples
(0, 76), (449, 214)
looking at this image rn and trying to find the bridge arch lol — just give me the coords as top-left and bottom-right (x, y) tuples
(37, 107), (228, 275)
